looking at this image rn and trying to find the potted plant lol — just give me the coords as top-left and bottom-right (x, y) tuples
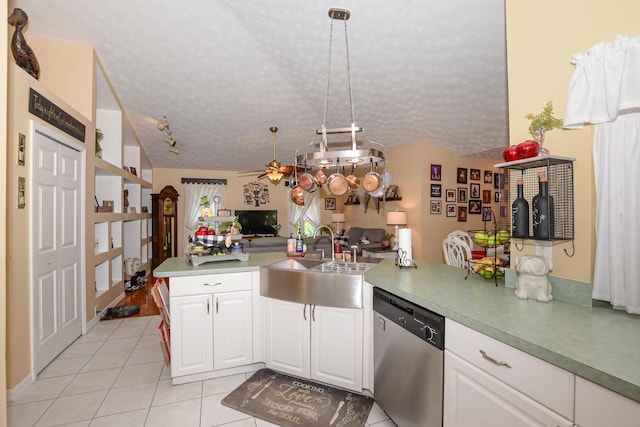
(95, 129), (103, 158)
(200, 195), (212, 217)
(524, 101), (564, 155)
(220, 216), (243, 235)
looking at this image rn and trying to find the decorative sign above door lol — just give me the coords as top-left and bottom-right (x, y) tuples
(28, 88), (86, 142)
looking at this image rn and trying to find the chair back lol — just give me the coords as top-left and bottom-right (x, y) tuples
(447, 230), (473, 249)
(442, 237), (472, 268)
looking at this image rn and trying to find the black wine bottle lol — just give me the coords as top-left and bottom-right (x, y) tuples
(533, 172), (554, 239)
(512, 179), (529, 238)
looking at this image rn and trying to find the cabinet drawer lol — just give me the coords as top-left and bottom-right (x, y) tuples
(170, 272), (252, 296)
(445, 319), (575, 420)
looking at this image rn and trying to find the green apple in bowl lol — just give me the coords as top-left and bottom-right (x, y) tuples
(474, 231), (489, 247)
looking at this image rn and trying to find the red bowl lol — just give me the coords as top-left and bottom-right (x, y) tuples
(502, 145), (519, 162)
(516, 140), (540, 159)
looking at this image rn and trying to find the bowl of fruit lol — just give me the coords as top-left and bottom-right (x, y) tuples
(468, 229), (510, 248)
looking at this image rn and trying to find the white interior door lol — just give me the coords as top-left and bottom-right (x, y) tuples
(32, 123), (84, 374)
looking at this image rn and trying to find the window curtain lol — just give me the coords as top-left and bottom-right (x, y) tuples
(287, 190), (321, 236)
(564, 34), (640, 314)
(183, 183), (225, 252)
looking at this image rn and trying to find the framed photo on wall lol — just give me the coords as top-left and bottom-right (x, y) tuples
(470, 168), (481, 181)
(470, 183), (480, 199)
(482, 189), (492, 204)
(458, 187), (467, 203)
(494, 172), (506, 189)
(430, 200), (442, 214)
(446, 189), (456, 202)
(469, 199), (482, 214)
(430, 164), (442, 181)
(325, 198), (336, 210)
(495, 191), (502, 203)
(457, 206), (467, 222)
(484, 170), (493, 184)
(457, 168), (468, 184)
(430, 184), (442, 198)
(446, 204), (456, 217)
(482, 207), (493, 222)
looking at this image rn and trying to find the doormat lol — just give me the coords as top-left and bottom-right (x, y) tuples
(222, 368), (374, 427)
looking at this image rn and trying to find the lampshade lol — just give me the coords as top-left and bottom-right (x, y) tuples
(332, 212), (346, 223)
(387, 210), (407, 226)
(267, 171), (284, 184)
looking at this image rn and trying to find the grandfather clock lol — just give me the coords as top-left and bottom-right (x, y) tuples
(152, 185), (179, 269)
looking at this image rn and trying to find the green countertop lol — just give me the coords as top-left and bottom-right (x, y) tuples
(153, 252), (287, 277)
(364, 259), (640, 402)
(154, 253), (639, 402)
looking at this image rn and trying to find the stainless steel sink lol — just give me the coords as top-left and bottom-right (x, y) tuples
(260, 258), (381, 309)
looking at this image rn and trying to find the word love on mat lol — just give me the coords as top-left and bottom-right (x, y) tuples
(222, 369), (374, 427)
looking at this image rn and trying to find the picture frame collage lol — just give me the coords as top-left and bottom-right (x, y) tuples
(430, 164), (507, 222)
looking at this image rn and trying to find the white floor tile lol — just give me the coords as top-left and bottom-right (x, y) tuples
(34, 389), (107, 426)
(61, 368), (120, 396)
(202, 373), (247, 396)
(152, 378), (202, 407)
(200, 393), (254, 427)
(113, 362), (164, 388)
(146, 397), (201, 427)
(125, 346), (166, 366)
(89, 409), (148, 427)
(254, 417), (280, 427)
(11, 375), (75, 404)
(38, 355), (91, 378)
(95, 382), (156, 417)
(366, 402), (391, 425)
(226, 418), (259, 427)
(57, 341), (103, 359)
(109, 325), (148, 340)
(136, 334), (161, 349)
(369, 419), (397, 427)
(7, 399), (53, 427)
(81, 351), (130, 372)
(99, 337), (140, 354)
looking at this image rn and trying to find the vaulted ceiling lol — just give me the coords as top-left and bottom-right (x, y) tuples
(10, 0), (509, 172)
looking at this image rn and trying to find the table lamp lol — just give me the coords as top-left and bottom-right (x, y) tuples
(332, 212), (346, 234)
(386, 210), (407, 250)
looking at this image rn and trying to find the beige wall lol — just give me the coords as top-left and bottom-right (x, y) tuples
(2, 6), (9, 423)
(505, 0), (640, 283)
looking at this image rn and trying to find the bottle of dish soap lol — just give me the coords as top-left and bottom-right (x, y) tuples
(287, 234), (295, 253)
(295, 224), (304, 253)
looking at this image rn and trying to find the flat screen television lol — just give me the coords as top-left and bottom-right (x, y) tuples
(234, 210), (278, 236)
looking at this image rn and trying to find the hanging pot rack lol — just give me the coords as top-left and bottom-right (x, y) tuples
(294, 8), (386, 170)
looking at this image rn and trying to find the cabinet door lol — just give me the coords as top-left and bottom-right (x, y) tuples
(575, 376), (640, 427)
(170, 294), (213, 378)
(311, 305), (363, 392)
(213, 291), (253, 370)
(264, 298), (310, 378)
(444, 351), (572, 427)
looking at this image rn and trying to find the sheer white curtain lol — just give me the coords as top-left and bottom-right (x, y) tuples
(287, 190), (321, 236)
(564, 34), (640, 314)
(183, 183), (225, 252)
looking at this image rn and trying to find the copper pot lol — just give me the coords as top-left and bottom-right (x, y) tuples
(327, 163), (348, 196)
(363, 160), (382, 193)
(298, 172), (317, 192)
(346, 165), (360, 189)
(291, 186), (305, 206)
(314, 169), (328, 185)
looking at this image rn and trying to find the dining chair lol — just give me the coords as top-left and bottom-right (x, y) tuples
(442, 237), (472, 268)
(447, 230), (474, 249)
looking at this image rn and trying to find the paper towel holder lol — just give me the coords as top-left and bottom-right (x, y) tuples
(395, 248), (418, 269)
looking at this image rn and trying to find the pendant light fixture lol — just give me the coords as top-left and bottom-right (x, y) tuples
(157, 114), (179, 155)
(266, 126), (284, 184)
(295, 8), (385, 170)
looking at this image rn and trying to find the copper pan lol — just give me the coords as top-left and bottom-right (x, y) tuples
(346, 164), (360, 189)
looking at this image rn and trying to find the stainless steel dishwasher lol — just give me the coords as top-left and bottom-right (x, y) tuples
(373, 287), (444, 427)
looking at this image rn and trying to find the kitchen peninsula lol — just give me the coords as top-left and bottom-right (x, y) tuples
(154, 253), (639, 423)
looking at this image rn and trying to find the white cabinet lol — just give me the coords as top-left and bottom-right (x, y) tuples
(213, 290), (253, 370)
(444, 319), (574, 426)
(171, 294), (213, 377)
(575, 376), (640, 427)
(264, 298), (364, 392)
(169, 272), (256, 381)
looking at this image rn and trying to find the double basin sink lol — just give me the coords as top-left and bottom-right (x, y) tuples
(260, 257), (382, 309)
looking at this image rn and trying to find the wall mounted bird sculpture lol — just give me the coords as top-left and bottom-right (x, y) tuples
(8, 8), (40, 80)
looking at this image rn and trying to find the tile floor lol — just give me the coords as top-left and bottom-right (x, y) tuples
(8, 315), (396, 427)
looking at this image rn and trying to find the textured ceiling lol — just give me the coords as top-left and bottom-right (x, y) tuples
(10, 0), (509, 172)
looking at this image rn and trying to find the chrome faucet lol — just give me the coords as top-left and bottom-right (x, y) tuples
(314, 225), (335, 261)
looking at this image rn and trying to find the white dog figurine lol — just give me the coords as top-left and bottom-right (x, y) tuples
(515, 255), (553, 302)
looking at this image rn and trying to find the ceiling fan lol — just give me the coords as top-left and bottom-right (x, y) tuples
(239, 126), (301, 184)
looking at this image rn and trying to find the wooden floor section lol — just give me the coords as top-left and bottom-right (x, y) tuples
(113, 279), (160, 317)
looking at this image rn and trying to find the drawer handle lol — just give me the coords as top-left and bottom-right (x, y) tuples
(204, 282), (222, 287)
(480, 349), (511, 369)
